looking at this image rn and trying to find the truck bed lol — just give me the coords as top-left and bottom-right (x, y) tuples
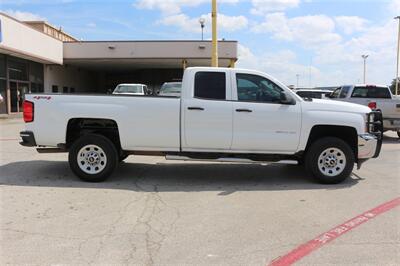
(25, 94), (181, 151)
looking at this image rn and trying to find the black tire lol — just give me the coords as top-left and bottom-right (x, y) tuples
(69, 134), (118, 182)
(119, 152), (129, 162)
(305, 137), (355, 184)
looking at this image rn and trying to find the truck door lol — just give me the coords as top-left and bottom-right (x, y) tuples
(182, 70), (233, 150)
(231, 72), (301, 152)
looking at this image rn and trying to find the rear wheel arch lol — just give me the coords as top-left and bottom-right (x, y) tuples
(66, 118), (122, 153)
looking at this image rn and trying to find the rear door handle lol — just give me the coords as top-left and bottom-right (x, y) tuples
(187, 107), (204, 111)
(235, 108), (252, 113)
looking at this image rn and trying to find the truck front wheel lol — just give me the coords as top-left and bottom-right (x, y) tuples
(305, 137), (355, 184)
(119, 152), (129, 162)
(69, 134), (118, 182)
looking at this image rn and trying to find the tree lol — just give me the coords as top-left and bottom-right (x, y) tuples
(389, 78), (399, 95)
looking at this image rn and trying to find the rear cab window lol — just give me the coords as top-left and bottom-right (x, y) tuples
(351, 86), (391, 98)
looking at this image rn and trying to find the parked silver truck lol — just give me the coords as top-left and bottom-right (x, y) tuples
(329, 85), (400, 137)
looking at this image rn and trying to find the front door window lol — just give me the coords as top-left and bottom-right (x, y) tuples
(236, 73), (283, 103)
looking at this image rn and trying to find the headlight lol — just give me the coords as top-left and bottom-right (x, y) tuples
(369, 113), (375, 123)
(365, 112), (375, 133)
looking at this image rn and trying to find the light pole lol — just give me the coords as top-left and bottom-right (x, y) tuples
(199, 17), (205, 41)
(395, 16), (400, 95)
(361, 54), (369, 84)
(296, 74), (300, 87)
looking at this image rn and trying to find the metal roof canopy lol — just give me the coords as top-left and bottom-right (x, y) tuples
(63, 40), (237, 71)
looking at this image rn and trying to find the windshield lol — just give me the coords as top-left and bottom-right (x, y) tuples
(114, 85), (143, 93)
(296, 91), (324, 99)
(160, 83), (182, 93)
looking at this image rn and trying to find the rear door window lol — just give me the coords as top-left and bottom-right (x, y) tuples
(194, 72), (226, 100)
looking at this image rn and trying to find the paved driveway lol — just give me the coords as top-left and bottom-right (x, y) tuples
(1, 118), (399, 265)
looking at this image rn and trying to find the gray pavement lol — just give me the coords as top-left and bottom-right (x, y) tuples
(0, 118), (399, 265)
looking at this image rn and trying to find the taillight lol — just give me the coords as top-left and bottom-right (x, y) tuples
(368, 102), (377, 110)
(23, 100), (34, 123)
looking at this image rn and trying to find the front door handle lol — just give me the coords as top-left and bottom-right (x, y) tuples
(188, 107), (204, 111)
(235, 108), (252, 113)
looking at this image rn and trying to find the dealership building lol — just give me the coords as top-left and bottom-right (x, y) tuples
(0, 12), (238, 115)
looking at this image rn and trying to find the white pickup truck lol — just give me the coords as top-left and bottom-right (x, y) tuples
(20, 67), (383, 184)
(328, 85), (400, 137)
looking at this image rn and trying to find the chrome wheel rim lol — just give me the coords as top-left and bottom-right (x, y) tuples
(77, 145), (107, 174)
(317, 147), (346, 177)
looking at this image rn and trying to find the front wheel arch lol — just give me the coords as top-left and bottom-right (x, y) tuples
(305, 125), (358, 160)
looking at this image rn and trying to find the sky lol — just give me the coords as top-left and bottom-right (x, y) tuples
(1, 0), (399, 87)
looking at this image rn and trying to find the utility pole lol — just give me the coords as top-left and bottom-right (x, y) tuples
(211, 0), (218, 67)
(309, 57), (312, 87)
(395, 16), (400, 95)
(362, 55), (369, 84)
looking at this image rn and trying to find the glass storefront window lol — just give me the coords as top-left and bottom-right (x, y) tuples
(0, 54), (45, 113)
(0, 54), (5, 79)
(30, 82), (44, 93)
(0, 79), (7, 114)
(9, 59), (28, 81)
(30, 61), (44, 84)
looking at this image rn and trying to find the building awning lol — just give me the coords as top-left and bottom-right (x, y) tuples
(63, 40), (237, 70)
(0, 13), (63, 64)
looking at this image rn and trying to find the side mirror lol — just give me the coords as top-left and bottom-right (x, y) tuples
(280, 91), (296, 105)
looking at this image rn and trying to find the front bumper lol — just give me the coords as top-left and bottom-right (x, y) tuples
(358, 134), (380, 159)
(20, 131), (37, 147)
(358, 110), (383, 160)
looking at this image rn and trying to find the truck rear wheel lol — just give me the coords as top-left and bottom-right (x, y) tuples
(69, 134), (118, 182)
(305, 137), (354, 184)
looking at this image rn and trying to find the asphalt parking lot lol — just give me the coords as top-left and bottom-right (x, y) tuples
(0, 118), (399, 265)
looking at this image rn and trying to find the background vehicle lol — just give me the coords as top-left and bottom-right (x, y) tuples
(112, 84), (148, 95)
(295, 89), (333, 99)
(158, 82), (182, 97)
(329, 85), (400, 137)
(20, 67), (382, 184)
